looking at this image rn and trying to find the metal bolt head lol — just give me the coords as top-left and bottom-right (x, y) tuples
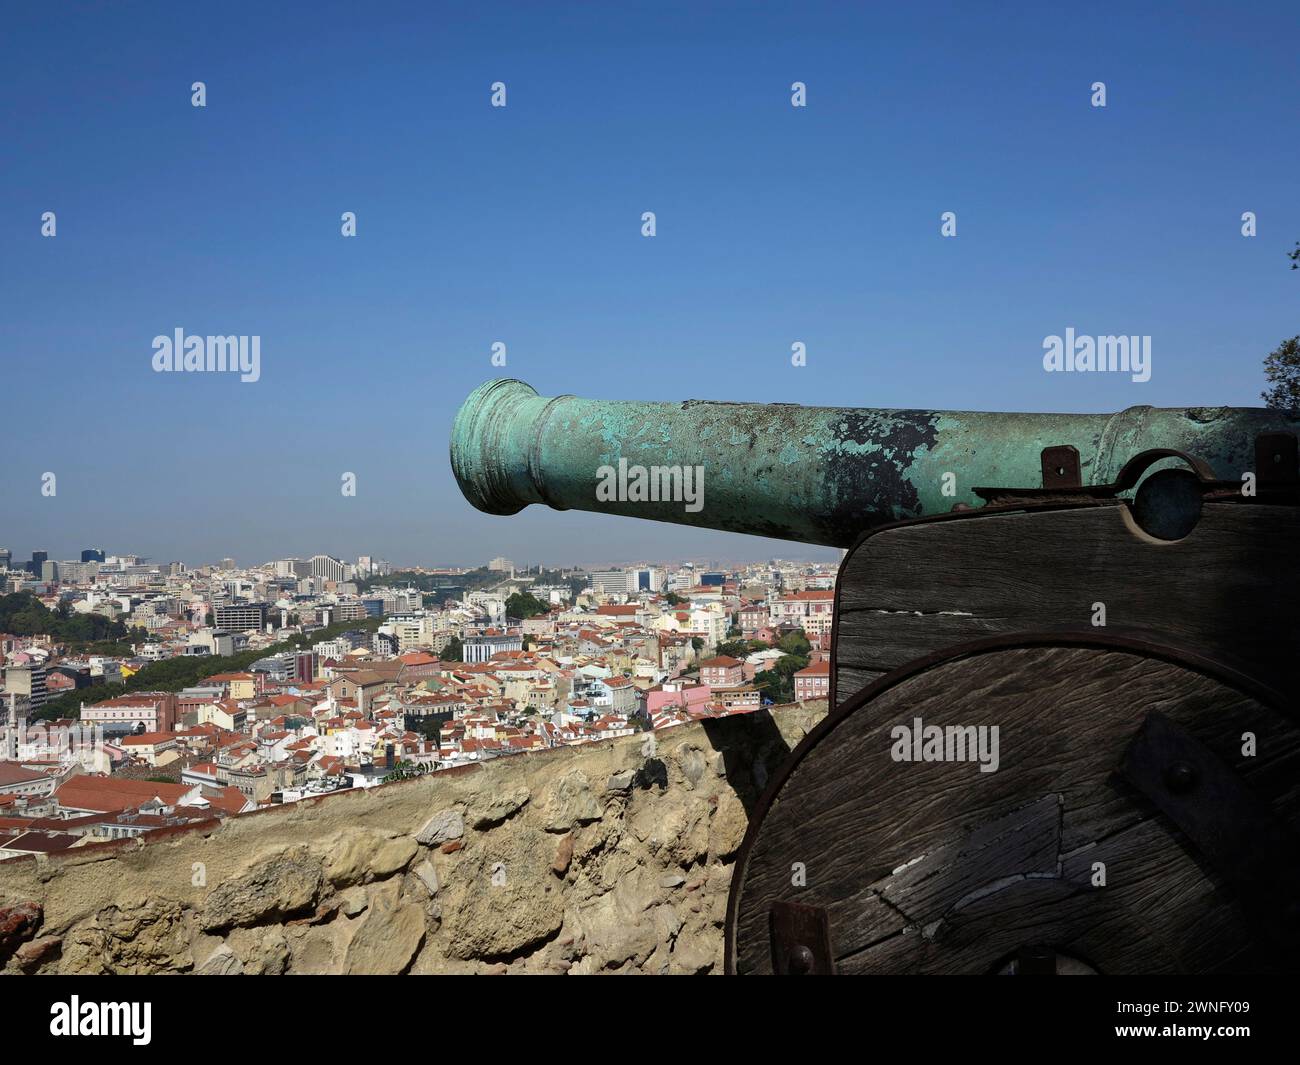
(788, 944), (815, 974)
(1164, 761), (1197, 794)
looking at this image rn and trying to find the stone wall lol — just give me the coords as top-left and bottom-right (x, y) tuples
(0, 702), (825, 975)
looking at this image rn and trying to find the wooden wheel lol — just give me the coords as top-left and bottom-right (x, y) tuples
(726, 634), (1300, 974)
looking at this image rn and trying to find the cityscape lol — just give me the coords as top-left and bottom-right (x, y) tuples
(0, 545), (835, 861)
(3, 0), (1295, 1022)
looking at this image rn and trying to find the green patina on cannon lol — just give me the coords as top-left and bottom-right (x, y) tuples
(450, 377), (1300, 547)
(450, 378), (1300, 976)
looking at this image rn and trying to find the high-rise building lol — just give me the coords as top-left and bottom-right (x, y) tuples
(588, 568), (627, 596)
(52, 560), (96, 583)
(80, 548), (105, 563)
(626, 566), (660, 593)
(0, 547), (11, 570)
(28, 550), (47, 576)
(310, 554), (347, 583)
(4, 663), (47, 712)
(213, 603), (268, 632)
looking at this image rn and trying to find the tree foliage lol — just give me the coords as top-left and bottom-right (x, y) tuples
(752, 630), (812, 704)
(755, 653), (809, 704)
(776, 630), (812, 657)
(1262, 336), (1300, 410)
(714, 638), (768, 660)
(505, 591), (547, 619)
(0, 592), (133, 644)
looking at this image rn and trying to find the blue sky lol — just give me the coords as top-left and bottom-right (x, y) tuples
(2, 1), (1297, 568)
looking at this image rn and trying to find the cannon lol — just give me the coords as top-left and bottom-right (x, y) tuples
(451, 378), (1300, 975)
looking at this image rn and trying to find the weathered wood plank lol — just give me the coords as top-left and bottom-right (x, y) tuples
(833, 665), (886, 707)
(833, 504), (1300, 705)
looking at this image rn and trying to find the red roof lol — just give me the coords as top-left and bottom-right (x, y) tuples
(55, 776), (193, 813)
(795, 660), (831, 676)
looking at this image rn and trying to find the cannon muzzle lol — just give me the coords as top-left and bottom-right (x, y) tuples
(450, 378), (1299, 548)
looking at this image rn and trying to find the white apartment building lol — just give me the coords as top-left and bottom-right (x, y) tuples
(388, 615), (437, 651)
(463, 632), (523, 663)
(588, 569), (628, 597)
(313, 638), (354, 661)
(625, 566), (660, 593)
(310, 554), (349, 583)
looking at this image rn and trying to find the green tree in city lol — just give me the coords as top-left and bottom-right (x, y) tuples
(505, 591), (547, 619)
(755, 653), (809, 705)
(714, 638), (768, 660)
(1262, 336), (1300, 410)
(777, 629), (811, 657)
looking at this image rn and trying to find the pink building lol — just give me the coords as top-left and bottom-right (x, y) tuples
(646, 682), (713, 715)
(794, 660), (831, 702)
(698, 655), (744, 688)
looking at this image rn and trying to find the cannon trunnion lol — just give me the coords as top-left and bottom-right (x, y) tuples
(725, 450), (1300, 974)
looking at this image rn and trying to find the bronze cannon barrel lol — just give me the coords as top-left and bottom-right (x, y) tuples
(449, 378), (1299, 548)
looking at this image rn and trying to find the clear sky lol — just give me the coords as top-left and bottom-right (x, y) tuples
(2, 1), (1297, 568)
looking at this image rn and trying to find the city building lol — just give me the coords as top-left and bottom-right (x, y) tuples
(794, 659), (832, 702)
(626, 566), (660, 593)
(770, 590), (835, 627)
(4, 663), (48, 712)
(699, 655), (744, 688)
(79, 693), (180, 737)
(310, 554), (348, 583)
(588, 568), (627, 597)
(213, 603), (269, 632)
(463, 632), (524, 663)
